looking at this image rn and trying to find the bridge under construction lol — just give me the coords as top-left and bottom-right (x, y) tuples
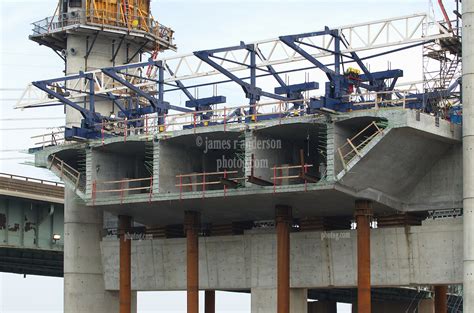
(6, 0), (473, 312)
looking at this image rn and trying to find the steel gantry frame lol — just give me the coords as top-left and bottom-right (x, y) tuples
(16, 13), (458, 140)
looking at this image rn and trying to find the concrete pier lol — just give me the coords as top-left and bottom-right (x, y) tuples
(185, 211), (200, 313)
(434, 285), (447, 313)
(251, 288), (307, 313)
(204, 290), (215, 313)
(276, 205), (292, 313)
(119, 215), (132, 313)
(355, 200), (373, 313)
(64, 188), (136, 313)
(464, 0), (474, 311)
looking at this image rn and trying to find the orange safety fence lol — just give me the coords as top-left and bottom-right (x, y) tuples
(271, 164), (315, 193)
(92, 176), (153, 205)
(176, 170), (245, 199)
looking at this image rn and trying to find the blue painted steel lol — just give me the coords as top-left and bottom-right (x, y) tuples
(30, 26), (460, 139)
(185, 96), (227, 108)
(274, 82), (319, 95)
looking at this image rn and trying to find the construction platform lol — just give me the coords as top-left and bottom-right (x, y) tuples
(31, 107), (461, 227)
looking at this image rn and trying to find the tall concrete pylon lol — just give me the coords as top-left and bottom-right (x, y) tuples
(29, 1), (175, 312)
(29, 0), (175, 128)
(464, 0), (474, 311)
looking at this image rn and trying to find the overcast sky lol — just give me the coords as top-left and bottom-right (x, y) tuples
(0, 0), (454, 312)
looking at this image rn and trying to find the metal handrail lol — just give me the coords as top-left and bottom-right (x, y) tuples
(0, 172), (63, 187)
(92, 176), (153, 204)
(48, 155), (82, 190)
(31, 89), (411, 146)
(337, 121), (386, 169)
(31, 9), (174, 46)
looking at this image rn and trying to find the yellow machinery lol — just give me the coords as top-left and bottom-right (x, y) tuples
(85, 0), (153, 32)
(31, 0), (175, 53)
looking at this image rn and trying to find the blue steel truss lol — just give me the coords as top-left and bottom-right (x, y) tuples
(31, 26), (461, 140)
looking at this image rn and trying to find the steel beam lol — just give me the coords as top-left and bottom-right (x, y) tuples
(205, 290), (215, 313)
(119, 215), (132, 313)
(276, 205), (292, 313)
(185, 211), (200, 313)
(355, 200), (373, 313)
(434, 285), (447, 313)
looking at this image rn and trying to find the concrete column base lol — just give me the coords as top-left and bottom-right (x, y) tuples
(251, 288), (307, 313)
(64, 189), (136, 313)
(307, 300), (337, 313)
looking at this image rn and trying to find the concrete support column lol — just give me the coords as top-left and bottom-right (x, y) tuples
(463, 1), (474, 311)
(276, 205), (292, 313)
(355, 199), (373, 313)
(119, 215), (132, 313)
(251, 288), (307, 313)
(205, 290), (215, 313)
(64, 189), (136, 313)
(434, 286), (447, 313)
(184, 211), (200, 313)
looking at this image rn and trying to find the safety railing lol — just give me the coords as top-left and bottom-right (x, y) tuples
(0, 173), (63, 187)
(271, 164), (318, 192)
(176, 171), (245, 198)
(31, 9), (174, 47)
(31, 128), (65, 147)
(92, 177), (153, 205)
(96, 98), (310, 138)
(48, 155), (83, 191)
(30, 89), (415, 146)
(337, 121), (386, 170)
(344, 90), (418, 109)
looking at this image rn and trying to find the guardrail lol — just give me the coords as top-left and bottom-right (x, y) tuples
(30, 90), (415, 146)
(337, 121), (386, 170)
(0, 172), (63, 187)
(176, 171), (245, 198)
(270, 164), (317, 192)
(92, 177), (153, 205)
(31, 128), (65, 147)
(48, 155), (83, 191)
(31, 9), (174, 47)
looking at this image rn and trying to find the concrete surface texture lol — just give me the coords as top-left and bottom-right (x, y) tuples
(100, 218), (462, 291)
(463, 0), (474, 311)
(38, 109), (463, 228)
(63, 188), (137, 313)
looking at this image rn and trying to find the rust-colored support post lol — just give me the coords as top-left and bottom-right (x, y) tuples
(276, 205), (292, 313)
(205, 290), (215, 313)
(185, 211), (200, 313)
(434, 285), (448, 313)
(355, 200), (373, 313)
(119, 215), (132, 313)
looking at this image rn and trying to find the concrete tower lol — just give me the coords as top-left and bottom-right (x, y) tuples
(29, 2), (175, 312)
(464, 0), (474, 311)
(30, 0), (175, 128)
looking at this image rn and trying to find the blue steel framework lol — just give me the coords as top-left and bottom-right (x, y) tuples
(30, 26), (461, 140)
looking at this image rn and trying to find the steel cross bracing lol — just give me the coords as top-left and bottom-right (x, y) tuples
(16, 13), (451, 110)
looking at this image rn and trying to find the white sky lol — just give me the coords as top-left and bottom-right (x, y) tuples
(0, 0), (456, 312)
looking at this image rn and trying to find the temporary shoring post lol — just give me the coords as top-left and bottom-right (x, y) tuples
(205, 290), (216, 313)
(119, 215), (132, 313)
(434, 285), (448, 313)
(275, 205), (292, 313)
(184, 211), (200, 313)
(463, 0), (474, 311)
(355, 199), (373, 313)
